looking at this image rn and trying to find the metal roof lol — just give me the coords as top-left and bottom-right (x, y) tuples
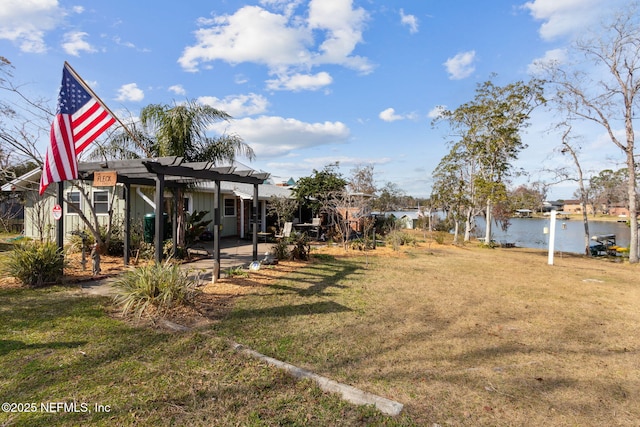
(77, 156), (269, 186)
(2, 157), (271, 192)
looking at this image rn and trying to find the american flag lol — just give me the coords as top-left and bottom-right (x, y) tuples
(39, 63), (116, 195)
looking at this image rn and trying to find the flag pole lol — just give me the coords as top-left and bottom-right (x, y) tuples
(63, 61), (142, 147)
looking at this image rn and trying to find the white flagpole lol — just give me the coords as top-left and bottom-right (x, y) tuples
(548, 210), (557, 265)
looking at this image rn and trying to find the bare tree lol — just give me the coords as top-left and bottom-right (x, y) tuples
(348, 164), (376, 195)
(1, 57), (121, 249)
(544, 5), (640, 262)
(267, 195), (298, 234)
(63, 182), (118, 252)
(322, 190), (374, 250)
(558, 124), (591, 255)
(0, 57), (53, 168)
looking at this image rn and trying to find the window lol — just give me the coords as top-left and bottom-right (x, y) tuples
(67, 191), (81, 214)
(224, 198), (236, 217)
(93, 191), (109, 214)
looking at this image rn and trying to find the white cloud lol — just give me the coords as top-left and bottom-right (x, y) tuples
(178, 0), (372, 91)
(427, 105), (446, 119)
(443, 50), (476, 80)
(179, 5), (312, 72)
(527, 48), (566, 75)
(379, 107), (419, 122)
(208, 115), (350, 158)
(400, 9), (418, 34)
(522, 0), (624, 41)
(168, 84), (186, 96)
(0, 0), (65, 53)
(379, 108), (403, 122)
(266, 71), (332, 91)
(258, 0), (304, 18)
(234, 74), (249, 84)
(266, 155), (391, 177)
(62, 31), (96, 56)
(307, 0), (371, 71)
(72, 5), (84, 14)
(113, 36), (136, 49)
(115, 83), (144, 102)
(197, 93), (269, 117)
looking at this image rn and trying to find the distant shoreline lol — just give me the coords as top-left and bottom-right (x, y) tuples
(529, 214), (630, 223)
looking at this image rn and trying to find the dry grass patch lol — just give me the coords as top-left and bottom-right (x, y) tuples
(215, 242), (640, 426)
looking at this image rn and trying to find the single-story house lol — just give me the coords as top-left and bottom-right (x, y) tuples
(2, 160), (293, 243)
(561, 199), (600, 215)
(542, 201), (565, 212)
(608, 203), (630, 217)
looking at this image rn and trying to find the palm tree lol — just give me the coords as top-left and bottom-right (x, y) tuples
(139, 100), (255, 247)
(86, 123), (156, 161)
(140, 100), (254, 162)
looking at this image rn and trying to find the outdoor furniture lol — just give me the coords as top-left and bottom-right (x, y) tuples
(257, 231), (272, 244)
(293, 222), (321, 239)
(275, 222), (293, 239)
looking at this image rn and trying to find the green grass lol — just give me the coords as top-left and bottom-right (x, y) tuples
(5, 241), (640, 425)
(215, 247), (640, 426)
(0, 286), (407, 426)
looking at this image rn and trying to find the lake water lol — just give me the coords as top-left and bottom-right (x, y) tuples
(474, 217), (631, 254)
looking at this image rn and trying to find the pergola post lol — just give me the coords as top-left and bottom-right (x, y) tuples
(123, 182), (131, 266)
(56, 181), (64, 251)
(213, 180), (221, 280)
(75, 157), (270, 271)
(171, 187), (178, 257)
(240, 198), (245, 238)
(154, 174), (165, 263)
(253, 183), (258, 261)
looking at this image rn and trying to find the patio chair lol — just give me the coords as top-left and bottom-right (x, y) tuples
(275, 222), (293, 239)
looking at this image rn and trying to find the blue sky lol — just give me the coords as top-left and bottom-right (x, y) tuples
(0, 0), (632, 199)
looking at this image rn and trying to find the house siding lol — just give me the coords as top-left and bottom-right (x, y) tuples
(15, 179), (291, 242)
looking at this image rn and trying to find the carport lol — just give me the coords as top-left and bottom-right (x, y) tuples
(56, 156), (269, 280)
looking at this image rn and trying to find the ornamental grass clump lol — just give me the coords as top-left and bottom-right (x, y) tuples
(113, 262), (199, 318)
(3, 242), (66, 287)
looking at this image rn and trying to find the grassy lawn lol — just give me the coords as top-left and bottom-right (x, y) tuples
(1, 239), (639, 425)
(215, 244), (640, 426)
(0, 286), (399, 426)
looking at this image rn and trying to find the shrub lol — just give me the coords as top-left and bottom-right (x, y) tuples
(67, 230), (93, 254)
(163, 240), (188, 260)
(3, 242), (66, 287)
(433, 232), (446, 245)
(113, 262), (199, 318)
(350, 237), (374, 251)
(290, 232), (310, 260)
(185, 210), (213, 246)
(385, 231), (416, 250)
(271, 239), (291, 260)
(226, 266), (249, 278)
(432, 217), (454, 233)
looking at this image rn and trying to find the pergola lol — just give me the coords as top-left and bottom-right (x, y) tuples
(55, 157), (269, 279)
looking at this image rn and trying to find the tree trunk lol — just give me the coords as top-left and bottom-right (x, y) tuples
(453, 219), (460, 244)
(176, 189), (185, 247)
(627, 151), (638, 262)
(464, 208), (473, 241)
(580, 201), (590, 256)
(484, 199), (492, 243)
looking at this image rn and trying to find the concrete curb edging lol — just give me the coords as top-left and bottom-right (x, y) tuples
(232, 342), (404, 417)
